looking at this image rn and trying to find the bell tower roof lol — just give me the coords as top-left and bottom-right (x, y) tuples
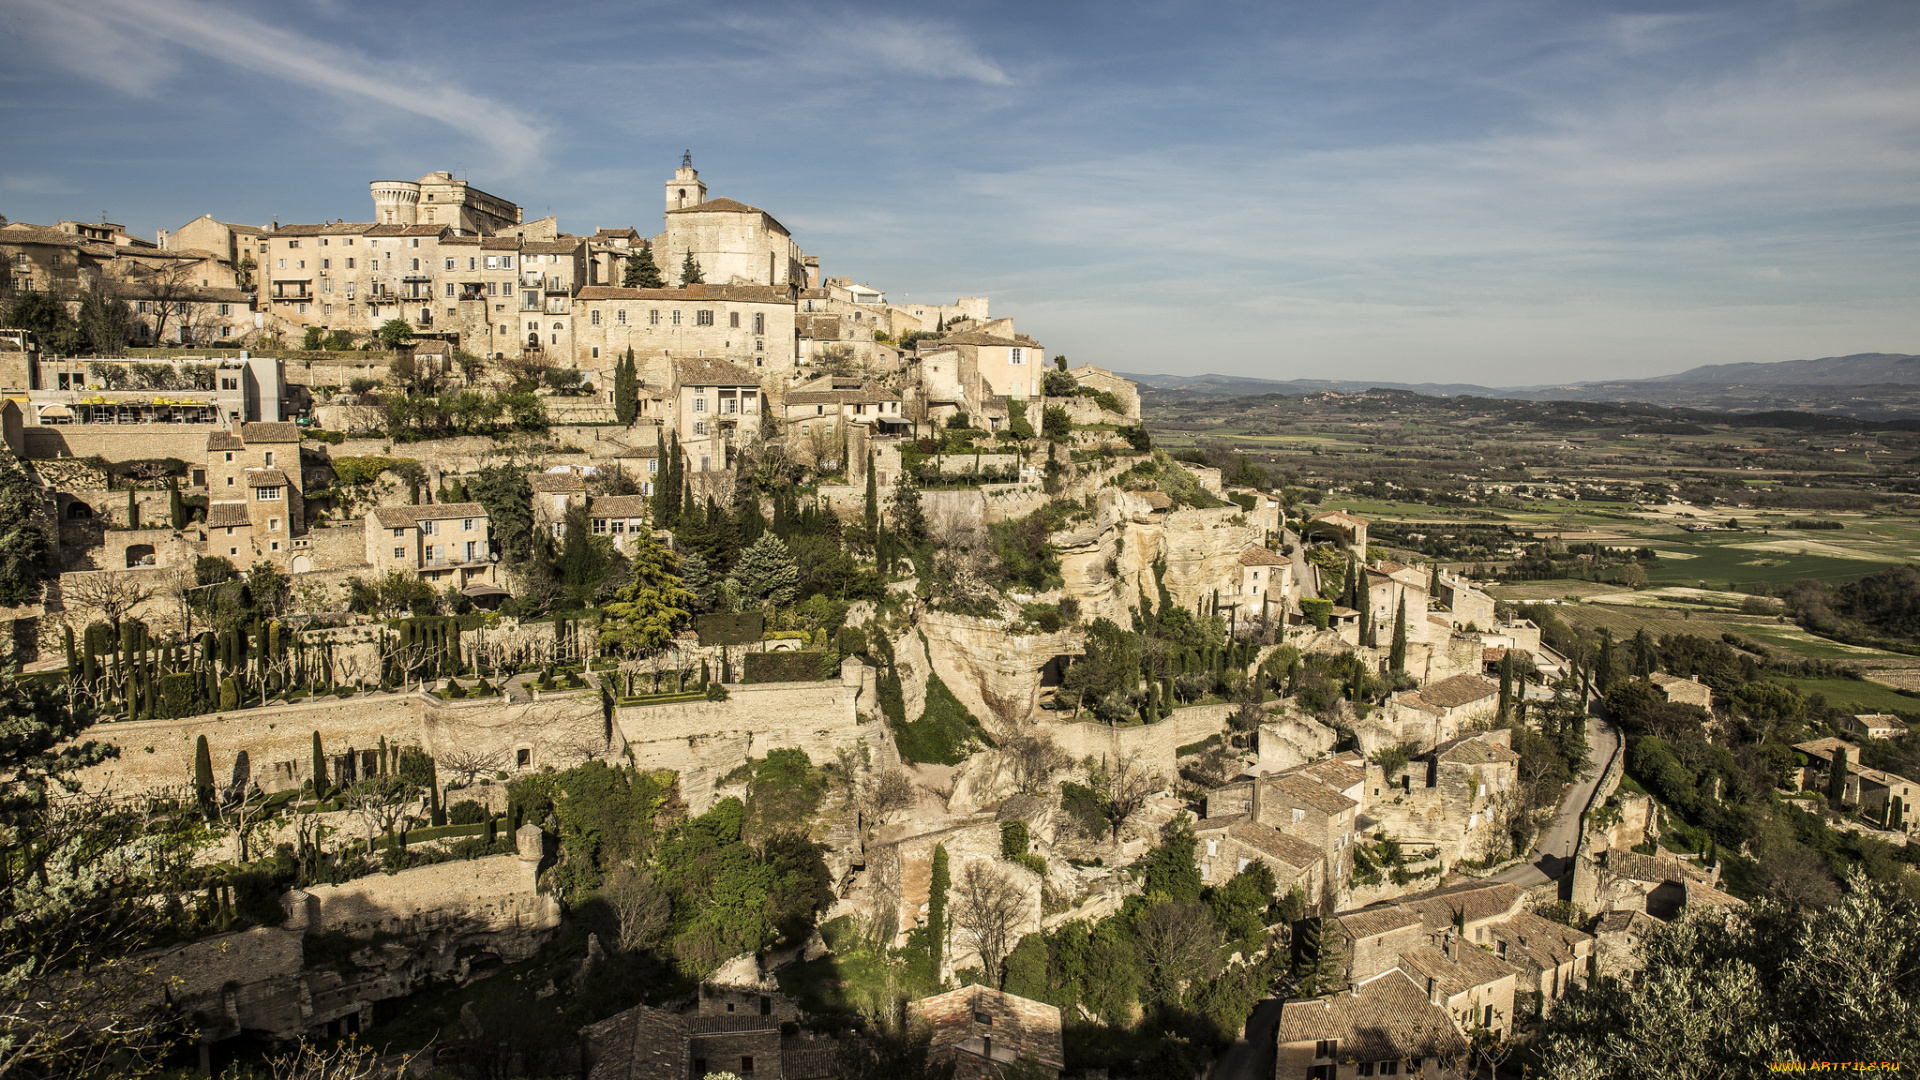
(667, 151), (707, 212)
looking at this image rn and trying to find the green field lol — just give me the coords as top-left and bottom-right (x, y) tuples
(1770, 676), (1917, 715)
(1642, 536), (1903, 589)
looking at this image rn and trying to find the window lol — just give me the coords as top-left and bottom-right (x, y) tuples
(694, 421), (708, 435)
(647, 459), (658, 473)
(738, 1058), (752, 1077)
(269, 518), (280, 531)
(592, 516), (607, 535)
(1358, 1064), (1374, 1078)
(276, 258), (286, 270)
(753, 312), (764, 333)
(1206, 840), (1218, 857)
(410, 238), (420, 248)
(617, 309), (626, 325)
(592, 347), (599, 358)
(1291, 807), (1305, 824)
(221, 326), (232, 338)
(500, 255), (513, 268)
(263, 451), (274, 467)
(693, 397), (707, 412)
(468, 257), (476, 270)
(1316, 1040), (1339, 1060)
(257, 486), (283, 501)
(444, 258), (456, 270)
(1010, 347), (1025, 364)
(225, 452), (234, 462)
(974, 1012), (993, 1025)
(517, 748), (531, 767)
(756, 339), (764, 352)
(1381, 1061), (1400, 1076)
(671, 309), (681, 325)
(591, 311), (601, 326)
(446, 283), (455, 297)
(649, 309), (660, 325)
(394, 547), (405, 559)
(696, 309), (714, 326)
(463, 519), (474, 531)
(422, 519), (436, 536)
(1238, 857), (1250, 872)
(287, 240), (301, 249)
(411, 258), (420, 271)
(218, 303), (231, 316)
(1483, 1005), (1494, 1028)
(728, 311), (739, 328)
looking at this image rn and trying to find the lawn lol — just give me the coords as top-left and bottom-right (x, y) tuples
(1769, 676), (1918, 716)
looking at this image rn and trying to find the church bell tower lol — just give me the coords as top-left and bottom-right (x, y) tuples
(666, 151), (707, 212)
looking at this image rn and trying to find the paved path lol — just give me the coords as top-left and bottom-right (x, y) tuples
(1491, 699), (1619, 887)
(1209, 995), (1285, 1080)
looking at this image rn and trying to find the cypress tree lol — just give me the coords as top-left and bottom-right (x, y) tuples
(863, 452), (879, 549)
(1597, 630), (1618, 694)
(63, 624), (76, 673)
(928, 843), (950, 974)
(680, 249), (704, 285)
(614, 348), (638, 425)
(1357, 599), (1371, 650)
(193, 734), (214, 817)
(168, 477), (185, 531)
(126, 486), (138, 530)
(378, 735), (388, 777)
(311, 731), (329, 801)
(1389, 597), (1408, 674)
(1830, 747), (1849, 806)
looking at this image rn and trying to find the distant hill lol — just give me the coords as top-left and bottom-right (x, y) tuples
(1118, 353), (1920, 419)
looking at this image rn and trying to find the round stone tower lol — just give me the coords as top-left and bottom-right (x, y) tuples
(370, 179), (421, 226)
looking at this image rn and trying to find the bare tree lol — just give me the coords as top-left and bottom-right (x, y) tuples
(269, 1036), (421, 1079)
(438, 745), (508, 789)
(219, 779), (274, 862)
(858, 767), (916, 825)
(1087, 755), (1159, 843)
(344, 775), (418, 853)
(604, 864), (671, 953)
(1134, 897), (1224, 1003)
(1002, 732), (1072, 796)
(131, 261), (200, 344)
(950, 861), (1030, 987)
(62, 571), (157, 630)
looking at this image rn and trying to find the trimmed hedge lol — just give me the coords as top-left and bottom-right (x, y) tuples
(743, 650), (836, 684)
(695, 612), (765, 646)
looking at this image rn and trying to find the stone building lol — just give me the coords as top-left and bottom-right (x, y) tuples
(30, 354), (284, 428)
(1382, 674), (1501, 750)
(364, 502), (497, 590)
(1794, 737), (1917, 833)
(1306, 509), (1369, 563)
(1223, 546), (1290, 628)
(908, 985), (1065, 1080)
(1275, 968), (1466, 1080)
(1843, 713), (1909, 741)
(204, 421), (305, 564)
(369, 172), (523, 234)
(781, 375), (908, 442)
(572, 283), (797, 381)
(1432, 569), (1495, 631)
(663, 356), (764, 475)
(915, 326), (1045, 410)
(1364, 560), (1433, 646)
(1362, 730), (1521, 870)
(656, 158), (811, 288)
(1648, 672), (1713, 710)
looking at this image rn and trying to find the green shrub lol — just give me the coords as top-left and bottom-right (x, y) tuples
(743, 650), (835, 683)
(836, 626), (869, 656)
(218, 676), (238, 711)
(694, 611), (765, 646)
(894, 672), (992, 765)
(447, 800), (488, 826)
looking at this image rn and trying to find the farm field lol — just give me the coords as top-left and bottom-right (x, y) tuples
(1768, 676), (1917, 715)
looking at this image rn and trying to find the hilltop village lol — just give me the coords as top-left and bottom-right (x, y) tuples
(0, 164), (1819, 1079)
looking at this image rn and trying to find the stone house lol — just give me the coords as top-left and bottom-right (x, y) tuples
(1305, 510), (1369, 563)
(1275, 968), (1466, 1080)
(1202, 771), (1360, 903)
(1484, 909), (1592, 1015)
(586, 496), (655, 555)
(205, 422), (306, 565)
(1570, 847), (1734, 920)
(885, 295), (990, 336)
(1432, 569), (1495, 631)
(915, 326), (1045, 411)
(1399, 933), (1519, 1038)
(364, 502), (496, 589)
(572, 283), (797, 383)
(781, 376), (909, 442)
(664, 356), (764, 474)
(1066, 363), (1142, 420)
(908, 985), (1065, 1080)
(1589, 909), (1659, 983)
(1194, 815), (1326, 900)
(1649, 672), (1712, 710)
(1383, 674), (1501, 750)
(581, 1004), (834, 1080)
(1364, 561), (1433, 646)
(529, 470), (588, 540)
(1794, 737), (1917, 832)
(1224, 546), (1291, 628)
(1843, 714), (1908, 741)
(1357, 731), (1521, 871)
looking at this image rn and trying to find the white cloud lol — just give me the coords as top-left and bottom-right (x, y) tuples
(6, 0), (548, 174)
(714, 10), (1013, 85)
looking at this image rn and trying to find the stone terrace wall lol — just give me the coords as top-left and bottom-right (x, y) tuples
(1046, 704), (1232, 777)
(300, 852), (558, 950)
(71, 692), (422, 795)
(24, 424), (218, 464)
(615, 663), (875, 812)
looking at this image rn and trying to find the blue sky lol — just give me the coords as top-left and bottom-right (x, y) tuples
(3, 0), (1915, 385)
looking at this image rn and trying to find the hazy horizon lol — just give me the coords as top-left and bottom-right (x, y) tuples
(3, 0), (1915, 384)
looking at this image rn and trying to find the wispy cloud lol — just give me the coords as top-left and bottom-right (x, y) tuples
(714, 10), (1013, 85)
(6, 0), (548, 174)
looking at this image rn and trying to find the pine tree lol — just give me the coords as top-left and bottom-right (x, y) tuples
(1389, 597), (1408, 674)
(623, 242), (665, 288)
(680, 551), (713, 612)
(727, 532), (800, 609)
(889, 467), (925, 541)
(680, 249), (704, 286)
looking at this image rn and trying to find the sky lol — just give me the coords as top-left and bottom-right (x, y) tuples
(2, 0), (1916, 386)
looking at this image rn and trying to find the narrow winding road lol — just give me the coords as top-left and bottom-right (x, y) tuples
(1207, 700), (1619, 1080)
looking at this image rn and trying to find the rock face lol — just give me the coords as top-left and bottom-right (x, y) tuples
(1256, 714), (1339, 772)
(1052, 490), (1264, 628)
(918, 611), (1084, 733)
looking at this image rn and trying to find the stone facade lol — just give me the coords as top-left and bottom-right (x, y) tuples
(909, 986), (1065, 1079)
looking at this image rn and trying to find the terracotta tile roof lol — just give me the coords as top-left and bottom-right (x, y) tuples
(673, 356), (759, 387)
(581, 1002), (689, 1080)
(239, 421), (300, 443)
(1486, 910), (1592, 972)
(1399, 940), (1519, 1000)
(1297, 758), (1366, 791)
(244, 468), (290, 487)
(1600, 849), (1698, 885)
(521, 239), (581, 255)
(1277, 970), (1464, 1064)
(786, 387), (900, 406)
(665, 196), (761, 215)
(1239, 546), (1288, 567)
(1224, 820), (1325, 868)
(1417, 674), (1499, 709)
(1374, 560), (1411, 574)
(1310, 510), (1368, 527)
(205, 503), (252, 527)
(1594, 909), (1655, 936)
(1267, 772), (1358, 816)
(588, 495), (651, 518)
(1337, 905), (1426, 941)
(935, 329), (1034, 349)
(595, 227), (641, 239)
(1392, 690), (1443, 718)
(1684, 879), (1745, 911)
(1404, 882), (1523, 930)
(207, 431), (245, 451)
(1436, 735), (1520, 766)
(367, 502), (489, 528)
(481, 237), (521, 250)
(528, 472), (586, 493)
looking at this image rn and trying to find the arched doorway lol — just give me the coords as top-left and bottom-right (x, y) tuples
(66, 501), (93, 520)
(125, 544), (156, 567)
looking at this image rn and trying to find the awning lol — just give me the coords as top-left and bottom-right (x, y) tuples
(461, 583), (509, 598)
(37, 405), (73, 419)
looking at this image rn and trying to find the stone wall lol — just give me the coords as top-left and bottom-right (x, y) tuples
(23, 424), (218, 465)
(1046, 705), (1231, 778)
(614, 660), (879, 812)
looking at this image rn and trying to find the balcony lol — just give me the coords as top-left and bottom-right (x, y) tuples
(521, 272), (543, 288)
(544, 279), (569, 295)
(402, 274), (431, 283)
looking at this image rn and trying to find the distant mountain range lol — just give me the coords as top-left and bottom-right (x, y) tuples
(1116, 353), (1920, 419)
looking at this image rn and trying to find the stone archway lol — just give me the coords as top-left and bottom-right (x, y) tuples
(125, 544), (156, 568)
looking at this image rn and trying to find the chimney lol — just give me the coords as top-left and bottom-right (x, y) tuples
(1427, 977), (1440, 1005)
